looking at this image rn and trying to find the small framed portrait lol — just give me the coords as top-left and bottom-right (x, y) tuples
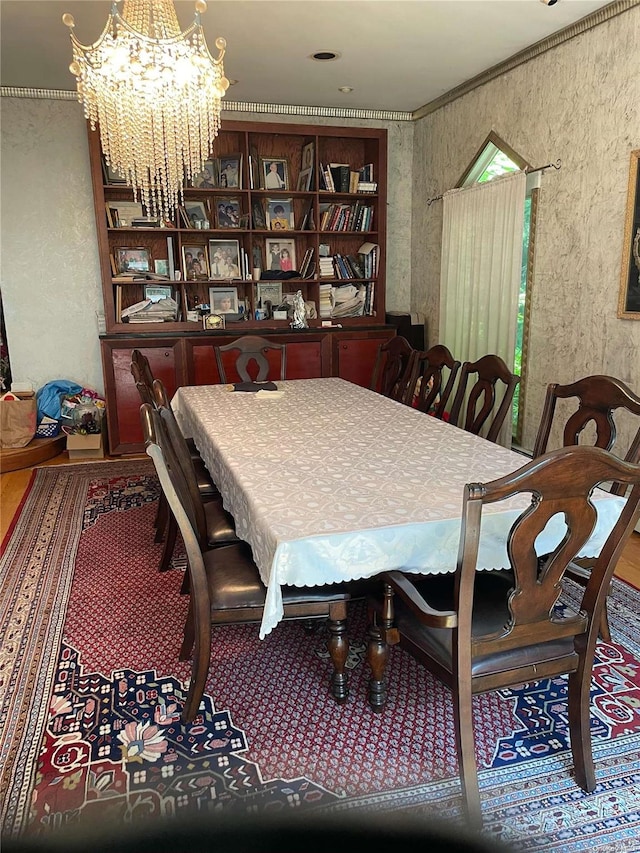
(214, 197), (242, 228)
(193, 159), (217, 189)
(297, 167), (313, 192)
(208, 287), (238, 314)
(208, 239), (241, 279)
(265, 238), (296, 273)
(301, 141), (314, 171)
(154, 259), (170, 277)
(182, 245), (209, 280)
(252, 199), (267, 230)
(144, 284), (173, 302)
(184, 200), (210, 229)
(262, 157), (289, 191)
(257, 281), (283, 307)
(116, 247), (151, 274)
(266, 198), (294, 231)
(218, 154), (242, 189)
(202, 312), (226, 330)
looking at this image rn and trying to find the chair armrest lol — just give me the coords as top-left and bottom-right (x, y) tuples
(385, 571), (458, 628)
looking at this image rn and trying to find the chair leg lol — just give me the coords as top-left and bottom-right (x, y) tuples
(154, 493), (168, 542)
(179, 598), (195, 661)
(567, 660), (597, 792)
(599, 600), (612, 644)
(454, 686), (482, 829)
(326, 616), (349, 704)
(158, 513), (177, 572)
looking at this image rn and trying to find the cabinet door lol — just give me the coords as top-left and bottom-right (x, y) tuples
(101, 339), (183, 454)
(333, 330), (395, 389)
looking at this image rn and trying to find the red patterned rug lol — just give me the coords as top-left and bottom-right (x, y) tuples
(2, 462), (640, 851)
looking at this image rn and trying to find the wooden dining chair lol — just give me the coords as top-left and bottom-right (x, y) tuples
(369, 336), (417, 404)
(366, 445), (640, 828)
(448, 354), (520, 443)
(140, 402), (353, 724)
(214, 335), (287, 383)
(532, 374), (640, 641)
(411, 344), (461, 418)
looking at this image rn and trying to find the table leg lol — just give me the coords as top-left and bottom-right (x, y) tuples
(367, 621), (389, 712)
(327, 617), (349, 703)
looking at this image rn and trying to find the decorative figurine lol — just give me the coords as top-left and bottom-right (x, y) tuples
(290, 289), (308, 329)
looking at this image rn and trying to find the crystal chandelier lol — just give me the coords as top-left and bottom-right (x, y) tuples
(64, 0), (229, 220)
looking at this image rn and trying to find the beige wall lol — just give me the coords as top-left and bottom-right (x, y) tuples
(412, 5), (640, 453)
(0, 102), (413, 396)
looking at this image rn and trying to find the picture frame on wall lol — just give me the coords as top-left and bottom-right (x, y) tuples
(618, 148), (640, 319)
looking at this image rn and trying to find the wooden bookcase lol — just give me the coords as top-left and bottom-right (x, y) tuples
(88, 120), (388, 333)
(88, 119), (395, 454)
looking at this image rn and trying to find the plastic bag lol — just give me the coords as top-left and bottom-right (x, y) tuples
(36, 380), (83, 423)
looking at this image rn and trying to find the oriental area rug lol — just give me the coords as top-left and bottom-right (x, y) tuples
(2, 462), (640, 852)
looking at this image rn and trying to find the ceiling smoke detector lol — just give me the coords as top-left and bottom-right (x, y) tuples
(311, 51), (341, 62)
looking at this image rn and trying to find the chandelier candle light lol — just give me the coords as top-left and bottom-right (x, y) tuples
(64, 0), (229, 220)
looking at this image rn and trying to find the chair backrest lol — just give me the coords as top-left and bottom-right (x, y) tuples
(532, 375), (640, 495)
(131, 349), (155, 404)
(448, 354), (520, 443)
(151, 379), (209, 547)
(453, 445), (640, 657)
(369, 336), (416, 404)
(215, 335), (287, 383)
(411, 344), (461, 417)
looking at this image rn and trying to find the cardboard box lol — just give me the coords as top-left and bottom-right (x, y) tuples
(66, 431), (104, 460)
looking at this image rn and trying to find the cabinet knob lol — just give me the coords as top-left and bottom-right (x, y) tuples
(164, 351), (171, 357)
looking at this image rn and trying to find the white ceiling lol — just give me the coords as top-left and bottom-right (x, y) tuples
(1, 0), (614, 113)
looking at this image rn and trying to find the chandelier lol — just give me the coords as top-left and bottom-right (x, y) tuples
(63, 0), (229, 220)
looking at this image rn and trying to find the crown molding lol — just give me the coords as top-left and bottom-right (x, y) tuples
(412, 0), (639, 120)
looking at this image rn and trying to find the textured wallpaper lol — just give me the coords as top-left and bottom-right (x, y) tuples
(412, 6), (640, 454)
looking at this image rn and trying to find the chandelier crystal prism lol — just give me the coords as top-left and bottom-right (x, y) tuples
(64, 0), (229, 220)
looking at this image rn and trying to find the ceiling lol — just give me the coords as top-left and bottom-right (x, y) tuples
(1, 0), (615, 113)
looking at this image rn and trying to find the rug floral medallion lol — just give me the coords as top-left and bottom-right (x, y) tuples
(2, 462), (640, 851)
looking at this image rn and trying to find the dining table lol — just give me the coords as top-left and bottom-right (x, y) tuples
(171, 377), (626, 641)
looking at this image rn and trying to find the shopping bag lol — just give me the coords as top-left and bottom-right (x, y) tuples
(0, 397), (37, 448)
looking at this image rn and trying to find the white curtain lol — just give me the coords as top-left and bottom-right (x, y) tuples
(439, 171), (526, 447)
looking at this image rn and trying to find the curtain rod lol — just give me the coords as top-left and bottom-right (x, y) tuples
(426, 158), (562, 206)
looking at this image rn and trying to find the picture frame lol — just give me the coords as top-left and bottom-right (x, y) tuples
(208, 287), (239, 314)
(192, 159), (217, 189)
(208, 239), (241, 279)
(154, 259), (169, 277)
(618, 149), (640, 319)
(115, 247), (151, 274)
(256, 281), (283, 307)
(301, 141), (315, 171)
(297, 167), (313, 192)
(183, 200), (210, 229)
(266, 198), (294, 231)
(101, 158), (126, 185)
(144, 284), (173, 302)
(181, 245), (209, 280)
(214, 197), (242, 228)
(110, 201), (143, 227)
(218, 154), (242, 189)
(251, 199), (267, 230)
(265, 237), (296, 273)
(262, 157), (289, 191)
(202, 312), (226, 330)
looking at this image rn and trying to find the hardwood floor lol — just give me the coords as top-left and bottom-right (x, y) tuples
(1, 453), (639, 587)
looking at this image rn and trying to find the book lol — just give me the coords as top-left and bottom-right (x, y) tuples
(329, 164), (350, 193)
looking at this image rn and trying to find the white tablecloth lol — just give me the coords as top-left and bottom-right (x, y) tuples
(172, 378), (624, 638)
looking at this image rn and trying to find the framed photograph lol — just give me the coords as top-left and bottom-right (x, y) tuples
(144, 284), (173, 302)
(257, 281), (283, 307)
(214, 197), (242, 228)
(193, 159), (217, 189)
(618, 149), (640, 319)
(218, 154), (242, 189)
(110, 201), (143, 227)
(297, 167), (313, 192)
(265, 237), (296, 273)
(208, 239), (241, 279)
(262, 157), (289, 191)
(102, 158), (126, 185)
(266, 198), (294, 231)
(183, 200), (210, 229)
(154, 259), (169, 277)
(252, 199), (267, 230)
(203, 312), (226, 330)
(116, 247), (151, 274)
(208, 287), (238, 314)
(301, 141), (314, 171)
(182, 245), (209, 280)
